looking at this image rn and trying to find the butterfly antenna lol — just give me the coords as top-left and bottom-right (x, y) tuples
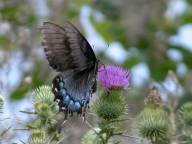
(82, 116), (86, 122)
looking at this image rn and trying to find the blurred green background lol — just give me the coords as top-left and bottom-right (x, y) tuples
(0, 0), (192, 143)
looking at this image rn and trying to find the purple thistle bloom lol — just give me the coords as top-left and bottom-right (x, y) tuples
(97, 65), (130, 91)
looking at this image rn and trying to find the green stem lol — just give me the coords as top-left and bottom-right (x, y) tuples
(103, 132), (111, 144)
(108, 118), (131, 123)
(170, 100), (178, 144)
(85, 120), (106, 144)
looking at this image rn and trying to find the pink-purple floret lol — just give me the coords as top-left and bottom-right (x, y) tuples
(97, 65), (130, 91)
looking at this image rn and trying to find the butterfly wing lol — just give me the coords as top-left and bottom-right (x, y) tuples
(41, 22), (96, 73)
(41, 22), (98, 114)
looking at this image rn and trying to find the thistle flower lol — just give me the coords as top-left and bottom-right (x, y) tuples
(97, 65), (130, 91)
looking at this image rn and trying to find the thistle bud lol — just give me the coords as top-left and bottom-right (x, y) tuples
(32, 85), (54, 106)
(136, 108), (170, 144)
(93, 90), (126, 120)
(28, 129), (47, 144)
(32, 85), (58, 124)
(144, 87), (162, 108)
(180, 102), (192, 126)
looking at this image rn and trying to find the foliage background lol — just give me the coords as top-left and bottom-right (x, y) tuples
(0, 0), (192, 143)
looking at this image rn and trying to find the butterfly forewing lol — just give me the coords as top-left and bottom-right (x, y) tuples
(41, 22), (96, 72)
(64, 22), (97, 63)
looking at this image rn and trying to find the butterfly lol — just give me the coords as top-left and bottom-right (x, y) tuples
(41, 21), (98, 119)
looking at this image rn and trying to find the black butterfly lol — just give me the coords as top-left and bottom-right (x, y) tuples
(41, 21), (98, 119)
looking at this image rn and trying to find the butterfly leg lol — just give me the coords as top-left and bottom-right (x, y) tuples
(81, 106), (87, 122)
(56, 109), (68, 128)
(64, 108), (68, 120)
(70, 111), (73, 117)
(61, 119), (67, 126)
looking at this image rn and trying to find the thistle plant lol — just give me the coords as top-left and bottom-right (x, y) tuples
(94, 90), (126, 121)
(32, 86), (58, 123)
(136, 87), (170, 144)
(0, 94), (12, 143)
(26, 85), (60, 144)
(23, 67), (192, 144)
(178, 102), (192, 144)
(82, 128), (106, 144)
(84, 65), (130, 144)
(180, 102), (192, 126)
(0, 94), (6, 139)
(28, 129), (47, 144)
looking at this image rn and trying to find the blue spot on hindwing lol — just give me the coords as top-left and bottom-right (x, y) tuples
(81, 99), (86, 106)
(85, 97), (90, 105)
(80, 97), (90, 107)
(63, 95), (70, 106)
(59, 89), (66, 97)
(53, 74), (93, 117)
(68, 100), (76, 112)
(74, 101), (81, 112)
(59, 81), (64, 89)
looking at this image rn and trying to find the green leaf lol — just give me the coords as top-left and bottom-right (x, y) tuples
(10, 84), (29, 100)
(0, 6), (18, 22)
(123, 58), (140, 68)
(0, 36), (10, 50)
(149, 59), (177, 80)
